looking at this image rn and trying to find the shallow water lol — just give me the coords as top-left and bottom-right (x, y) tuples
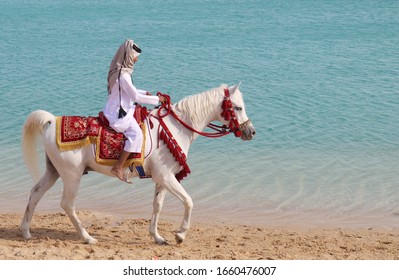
(0, 0), (398, 228)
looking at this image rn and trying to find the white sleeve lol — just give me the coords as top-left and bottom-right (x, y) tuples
(120, 74), (160, 106)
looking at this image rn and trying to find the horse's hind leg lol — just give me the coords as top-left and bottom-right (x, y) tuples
(60, 174), (98, 244)
(21, 156), (59, 240)
(149, 184), (168, 244)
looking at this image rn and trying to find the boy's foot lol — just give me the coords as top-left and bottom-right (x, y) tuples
(111, 167), (132, 184)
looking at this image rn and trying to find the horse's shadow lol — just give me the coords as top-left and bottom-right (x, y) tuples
(0, 227), (80, 242)
(0, 227), (154, 245)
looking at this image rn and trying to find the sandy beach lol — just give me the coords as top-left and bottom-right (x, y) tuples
(1, 211), (398, 260)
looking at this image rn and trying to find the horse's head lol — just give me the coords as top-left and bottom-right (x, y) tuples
(219, 83), (256, 141)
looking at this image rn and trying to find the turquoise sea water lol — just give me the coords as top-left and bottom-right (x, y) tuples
(0, 0), (398, 228)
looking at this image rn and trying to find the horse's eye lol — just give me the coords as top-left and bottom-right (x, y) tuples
(234, 106), (242, 111)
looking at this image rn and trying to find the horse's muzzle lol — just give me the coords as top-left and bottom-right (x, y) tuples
(240, 119), (256, 141)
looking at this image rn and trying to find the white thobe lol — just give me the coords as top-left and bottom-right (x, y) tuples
(103, 72), (159, 153)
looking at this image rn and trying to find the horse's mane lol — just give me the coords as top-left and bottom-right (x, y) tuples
(174, 84), (227, 127)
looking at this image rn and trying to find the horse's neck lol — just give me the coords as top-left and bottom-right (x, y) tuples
(174, 88), (222, 137)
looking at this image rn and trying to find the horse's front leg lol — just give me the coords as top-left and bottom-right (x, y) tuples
(149, 184), (168, 244)
(156, 175), (193, 244)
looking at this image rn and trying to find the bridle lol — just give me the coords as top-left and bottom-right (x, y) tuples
(155, 88), (249, 138)
(149, 89), (250, 181)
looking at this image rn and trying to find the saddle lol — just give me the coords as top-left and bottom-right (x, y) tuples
(56, 105), (149, 168)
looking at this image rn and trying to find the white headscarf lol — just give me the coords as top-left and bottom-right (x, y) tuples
(107, 39), (141, 94)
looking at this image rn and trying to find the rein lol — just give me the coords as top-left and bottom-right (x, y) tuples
(150, 89), (244, 181)
(156, 89), (243, 138)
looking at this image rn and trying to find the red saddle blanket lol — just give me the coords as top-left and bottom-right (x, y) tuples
(56, 106), (149, 166)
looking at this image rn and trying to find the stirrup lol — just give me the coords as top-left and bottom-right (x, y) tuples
(129, 163), (151, 179)
(124, 168), (134, 184)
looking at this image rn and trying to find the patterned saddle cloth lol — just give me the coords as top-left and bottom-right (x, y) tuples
(55, 105), (149, 167)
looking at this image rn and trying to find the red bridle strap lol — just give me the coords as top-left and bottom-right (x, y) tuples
(221, 88), (242, 137)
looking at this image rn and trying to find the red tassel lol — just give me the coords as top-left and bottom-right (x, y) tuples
(157, 114), (192, 182)
(235, 130), (242, 137)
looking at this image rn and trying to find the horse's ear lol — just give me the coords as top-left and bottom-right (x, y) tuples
(229, 82), (241, 95)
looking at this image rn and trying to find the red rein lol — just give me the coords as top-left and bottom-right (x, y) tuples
(153, 89), (241, 181)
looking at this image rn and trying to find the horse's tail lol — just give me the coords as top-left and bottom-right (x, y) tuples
(22, 110), (55, 182)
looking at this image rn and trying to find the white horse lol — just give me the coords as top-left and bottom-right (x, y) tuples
(20, 84), (255, 244)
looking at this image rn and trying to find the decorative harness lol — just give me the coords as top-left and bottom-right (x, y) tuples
(150, 88), (249, 181)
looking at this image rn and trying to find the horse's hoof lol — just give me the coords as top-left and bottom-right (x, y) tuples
(20, 223), (32, 240)
(155, 237), (168, 245)
(22, 231), (32, 240)
(175, 232), (185, 244)
(155, 239), (169, 245)
(85, 237), (98, 245)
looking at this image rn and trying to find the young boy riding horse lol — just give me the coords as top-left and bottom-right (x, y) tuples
(103, 39), (166, 182)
